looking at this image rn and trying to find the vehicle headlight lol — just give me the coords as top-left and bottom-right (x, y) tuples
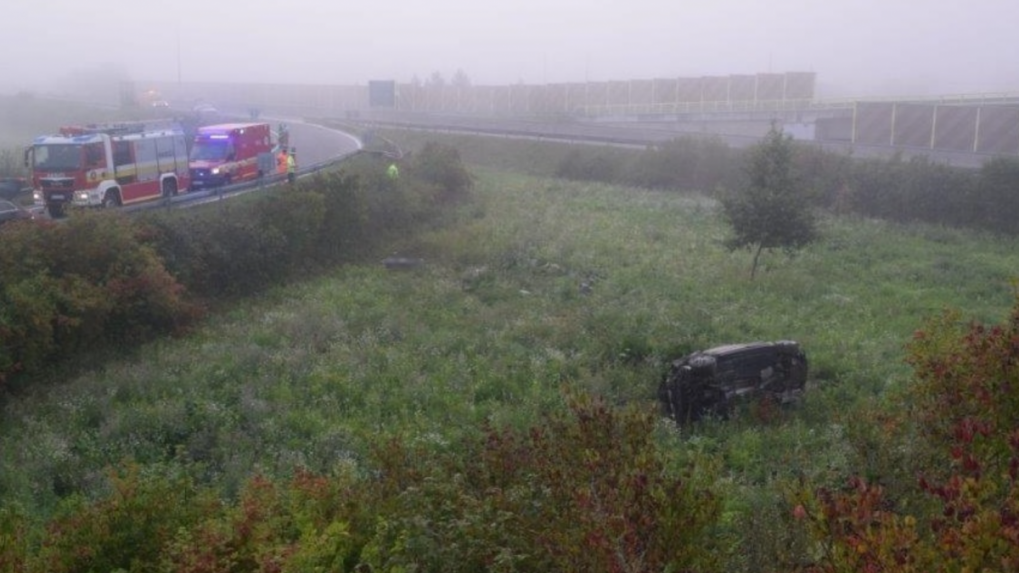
(77, 192), (89, 201)
(211, 167), (221, 175)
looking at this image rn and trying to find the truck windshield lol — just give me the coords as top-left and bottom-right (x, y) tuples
(33, 144), (82, 171)
(190, 141), (233, 161)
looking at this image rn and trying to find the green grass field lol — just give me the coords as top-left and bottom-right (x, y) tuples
(3, 146), (1018, 525)
(3, 118), (1019, 569)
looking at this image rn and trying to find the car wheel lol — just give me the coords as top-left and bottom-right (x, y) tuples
(162, 179), (177, 198)
(102, 190), (122, 209)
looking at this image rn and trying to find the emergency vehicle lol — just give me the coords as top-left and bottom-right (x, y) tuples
(188, 123), (273, 189)
(28, 121), (190, 217)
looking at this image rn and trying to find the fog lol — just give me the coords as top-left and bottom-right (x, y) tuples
(3, 0), (1018, 99)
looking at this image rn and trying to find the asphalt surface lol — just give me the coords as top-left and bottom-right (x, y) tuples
(155, 117), (362, 212)
(345, 113), (996, 169)
(277, 118), (361, 170)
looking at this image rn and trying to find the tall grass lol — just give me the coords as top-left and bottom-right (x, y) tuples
(3, 160), (1018, 517)
(3, 133), (1019, 569)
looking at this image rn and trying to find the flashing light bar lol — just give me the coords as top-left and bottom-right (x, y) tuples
(208, 134), (230, 139)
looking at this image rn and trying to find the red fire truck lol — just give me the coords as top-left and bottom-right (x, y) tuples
(28, 121), (190, 217)
(188, 122), (273, 189)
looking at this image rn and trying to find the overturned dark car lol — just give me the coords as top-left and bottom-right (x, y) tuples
(658, 341), (808, 423)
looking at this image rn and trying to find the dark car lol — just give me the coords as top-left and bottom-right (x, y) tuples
(658, 340), (808, 423)
(0, 177), (28, 200)
(0, 199), (36, 227)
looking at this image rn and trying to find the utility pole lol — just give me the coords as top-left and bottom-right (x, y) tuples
(176, 23), (182, 86)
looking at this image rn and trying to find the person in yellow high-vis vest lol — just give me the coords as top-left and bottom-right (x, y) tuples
(286, 148), (297, 184)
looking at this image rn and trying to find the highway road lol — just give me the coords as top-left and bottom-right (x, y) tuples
(276, 118), (361, 171)
(345, 113), (994, 169)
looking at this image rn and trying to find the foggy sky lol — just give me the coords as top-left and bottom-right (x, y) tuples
(3, 0), (1018, 98)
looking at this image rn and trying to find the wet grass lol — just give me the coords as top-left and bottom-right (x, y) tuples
(3, 159), (1018, 522)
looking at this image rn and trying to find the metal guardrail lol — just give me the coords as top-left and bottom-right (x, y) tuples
(577, 91), (1019, 117)
(579, 99), (818, 116)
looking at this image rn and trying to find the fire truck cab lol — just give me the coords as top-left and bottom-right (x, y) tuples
(28, 121), (190, 217)
(188, 122), (273, 189)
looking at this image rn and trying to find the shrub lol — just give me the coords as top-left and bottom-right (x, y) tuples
(309, 171), (373, 263)
(973, 156), (1019, 235)
(32, 463), (217, 573)
(556, 146), (628, 184)
(141, 191), (329, 297)
(361, 392), (723, 572)
(793, 142), (853, 211)
(0, 504), (29, 572)
(252, 189), (328, 272)
(149, 206), (290, 298)
(625, 136), (735, 191)
(796, 296), (1019, 572)
(0, 212), (198, 384)
(847, 154), (977, 227)
(410, 141), (474, 201)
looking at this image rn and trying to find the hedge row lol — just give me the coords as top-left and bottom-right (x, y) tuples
(0, 144), (474, 387)
(0, 394), (722, 573)
(556, 134), (1019, 236)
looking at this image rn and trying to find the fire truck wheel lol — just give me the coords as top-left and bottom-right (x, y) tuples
(102, 190), (122, 209)
(162, 179), (178, 198)
(47, 204), (64, 218)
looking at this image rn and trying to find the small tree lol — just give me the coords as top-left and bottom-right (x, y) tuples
(721, 125), (818, 278)
(425, 71), (445, 87)
(450, 68), (472, 88)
